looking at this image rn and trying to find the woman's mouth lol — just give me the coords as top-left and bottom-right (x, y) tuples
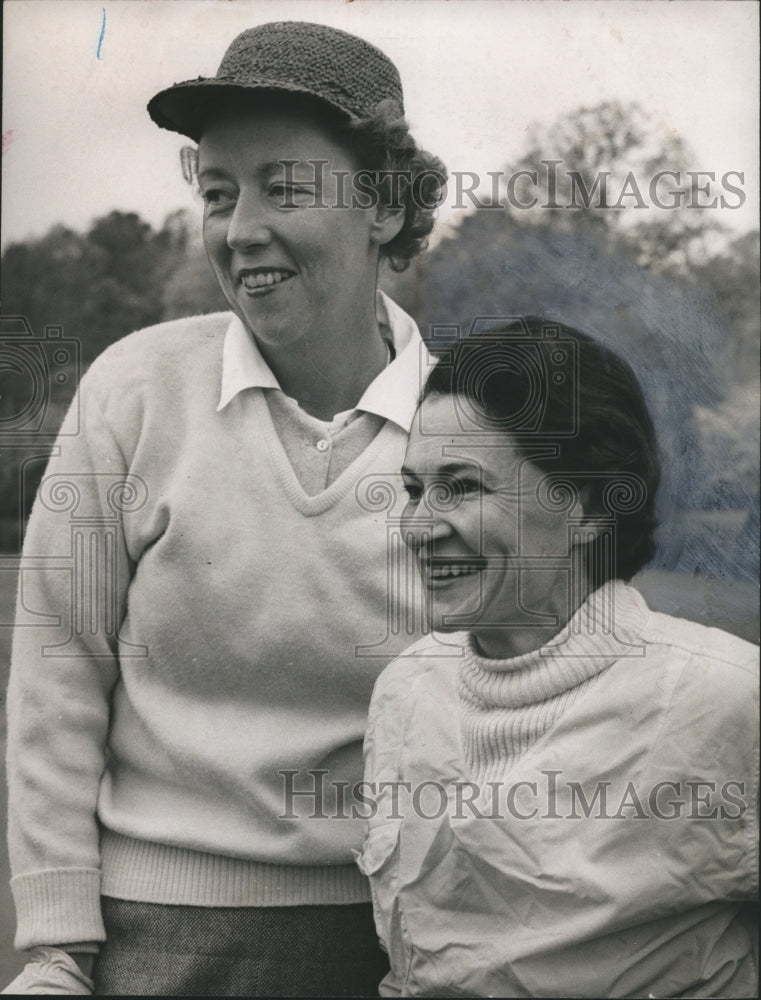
(239, 268), (294, 294)
(424, 559), (486, 582)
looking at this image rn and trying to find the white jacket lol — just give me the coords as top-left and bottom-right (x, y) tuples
(359, 583), (759, 998)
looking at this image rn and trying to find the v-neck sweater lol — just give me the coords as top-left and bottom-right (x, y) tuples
(7, 310), (428, 949)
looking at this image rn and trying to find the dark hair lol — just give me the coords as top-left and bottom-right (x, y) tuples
(334, 99), (447, 271)
(421, 318), (661, 585)
(196, 92), (447, 272)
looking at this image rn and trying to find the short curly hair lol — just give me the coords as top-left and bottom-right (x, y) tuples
(189, 91), (447, 272)
(333, 98), (448, 271)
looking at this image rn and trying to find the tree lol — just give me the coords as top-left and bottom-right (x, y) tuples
(691, 230), (760, 387)
(160, 211), (228, 320)
(0, 209), (221, 548)
(498, 100), (734, 275)
(405, 102), (758, 581)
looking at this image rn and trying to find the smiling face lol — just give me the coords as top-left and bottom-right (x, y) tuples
(197, 103), (397, 356)
(401, 393), (593, 659)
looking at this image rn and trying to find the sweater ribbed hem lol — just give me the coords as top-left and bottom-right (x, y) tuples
(100, 830), (371, 907)
(11, 868), (105, 950)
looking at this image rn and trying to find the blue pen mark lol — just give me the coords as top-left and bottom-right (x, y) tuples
(96, 7), (106, 60)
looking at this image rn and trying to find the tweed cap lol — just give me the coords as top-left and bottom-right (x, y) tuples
(148, 21), (405, 141)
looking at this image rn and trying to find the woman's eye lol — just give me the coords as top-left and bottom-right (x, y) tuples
(200, 188), (236, 210)
(269, 184), (314, 206)
(402, 482), (423, 503)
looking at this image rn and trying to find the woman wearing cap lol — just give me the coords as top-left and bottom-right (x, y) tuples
(359, 323), (758, 997)
(4, 22), (445, 996)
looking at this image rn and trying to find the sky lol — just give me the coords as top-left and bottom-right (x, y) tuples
(1, 0), (759, 249)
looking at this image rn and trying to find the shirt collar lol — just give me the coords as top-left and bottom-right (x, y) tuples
(216, 290), (430, 432)
(217, 315), (280, 409)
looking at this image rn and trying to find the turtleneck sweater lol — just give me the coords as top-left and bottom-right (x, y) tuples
(458, 581), (648, 781)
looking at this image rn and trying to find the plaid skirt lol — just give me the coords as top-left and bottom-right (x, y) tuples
(92, 897), (389, 997)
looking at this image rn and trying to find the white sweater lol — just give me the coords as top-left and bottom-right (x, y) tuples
(7, 306), (428, 949)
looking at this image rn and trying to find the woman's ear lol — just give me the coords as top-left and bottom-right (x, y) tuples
(574, 486), (606, 543)
(576, 514), (606, 544)
(370, 204), (406, 247)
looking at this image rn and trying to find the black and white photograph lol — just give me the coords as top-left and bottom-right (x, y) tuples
(1, 0), (758, 995)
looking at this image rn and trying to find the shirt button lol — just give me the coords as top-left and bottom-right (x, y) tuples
(316, 438), (330, 452)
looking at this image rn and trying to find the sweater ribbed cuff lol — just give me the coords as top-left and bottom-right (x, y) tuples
(11, 868), (105, 950)
(101, 830), (371, 907)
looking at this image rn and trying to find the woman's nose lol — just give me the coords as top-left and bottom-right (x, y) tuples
(226, 191), (272, 251)
(401, 498), (450, 552)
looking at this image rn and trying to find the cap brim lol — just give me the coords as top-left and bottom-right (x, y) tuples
(147, 78), (353, 142)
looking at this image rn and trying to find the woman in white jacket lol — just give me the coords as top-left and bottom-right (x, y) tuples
(359, 319), (758, 998)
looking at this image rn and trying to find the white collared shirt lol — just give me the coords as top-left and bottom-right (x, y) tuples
(217, 290), (427, 434)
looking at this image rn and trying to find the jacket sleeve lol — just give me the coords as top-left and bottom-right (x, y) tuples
(378, 967), (403, 997)
(2, 947), (95, 994)
(6, 371), (134, 949)
(360, 661), (417, 997)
